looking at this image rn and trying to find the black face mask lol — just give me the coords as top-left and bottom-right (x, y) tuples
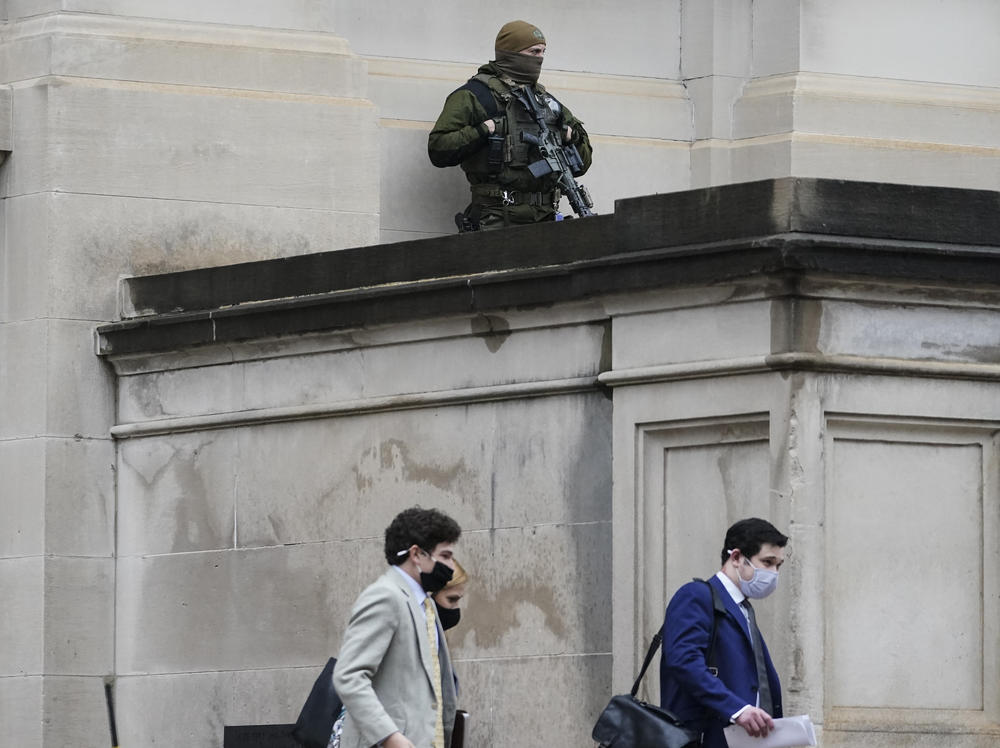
(435, 602), (462, 631)
(419, 552), (454, 593)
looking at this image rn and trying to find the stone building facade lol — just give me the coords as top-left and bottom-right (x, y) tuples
(2, 2), (999, 747)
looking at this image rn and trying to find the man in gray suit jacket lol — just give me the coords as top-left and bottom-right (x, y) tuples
(334, 507), (461, 748)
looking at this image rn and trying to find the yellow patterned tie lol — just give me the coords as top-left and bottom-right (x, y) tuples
(423, 597), (446, 748)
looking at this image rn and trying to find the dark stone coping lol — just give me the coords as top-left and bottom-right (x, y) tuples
(97, 178), (1000, 358)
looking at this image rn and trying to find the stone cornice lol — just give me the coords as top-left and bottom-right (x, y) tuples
(598, 354), (1000, 388)
(96, 178), (1000, 359)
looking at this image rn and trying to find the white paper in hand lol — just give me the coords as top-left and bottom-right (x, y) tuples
(723, 715), (816, 748)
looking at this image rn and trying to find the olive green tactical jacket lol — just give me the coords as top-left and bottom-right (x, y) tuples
(428, 62), (592, 195)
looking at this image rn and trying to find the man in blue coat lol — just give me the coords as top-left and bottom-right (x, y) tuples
(660, 518), (788, 747)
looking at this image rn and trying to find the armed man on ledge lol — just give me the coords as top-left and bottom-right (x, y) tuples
(428, 20), (594, 231)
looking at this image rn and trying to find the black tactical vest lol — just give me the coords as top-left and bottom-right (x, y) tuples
(459, 74), (563, 190)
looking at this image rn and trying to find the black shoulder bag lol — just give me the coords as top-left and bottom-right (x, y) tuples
(291, 657), (342, 748)
(592, 579), (726, 748)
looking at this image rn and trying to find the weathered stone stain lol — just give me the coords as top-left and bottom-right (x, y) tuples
(169, 443), (228, 553)
(353, 438), (470, 493)
(920, 341), (1000, 364)
(470, 314), (512, 353)
(452, 580), (568, 649)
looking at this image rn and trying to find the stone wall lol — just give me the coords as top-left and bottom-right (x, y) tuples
(97, 179), (1000, 747)
(108, 334), (614, 744)
(0, 2), (377, 745)
(2, 1), (1000, 746)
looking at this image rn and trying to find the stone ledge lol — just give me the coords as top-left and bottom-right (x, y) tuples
(97, 178), (1000, 358)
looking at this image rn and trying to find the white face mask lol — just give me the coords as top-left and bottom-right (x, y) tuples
(736, 555), (779, 599)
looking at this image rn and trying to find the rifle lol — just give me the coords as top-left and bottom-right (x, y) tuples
(512, 87), (596, 218)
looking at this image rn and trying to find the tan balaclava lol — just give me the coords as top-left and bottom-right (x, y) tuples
(493, 20), (545, 84)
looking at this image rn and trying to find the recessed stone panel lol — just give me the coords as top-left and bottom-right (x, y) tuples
(648, 418), (777, 646)
(828, 429), (987, 712)
(611, 403), (786, 693)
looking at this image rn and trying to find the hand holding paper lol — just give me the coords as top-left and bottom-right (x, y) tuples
(724, 715), (816, 748)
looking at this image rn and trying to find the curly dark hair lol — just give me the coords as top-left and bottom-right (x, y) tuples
(384, 506), (462, 565)
(720, 518), (788, 566)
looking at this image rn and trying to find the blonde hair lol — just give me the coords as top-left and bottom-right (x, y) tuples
(445, 560), (468, 587)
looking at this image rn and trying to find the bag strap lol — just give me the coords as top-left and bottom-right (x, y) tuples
(629, 632), (663, 697)
(697, 578), (727, 676)
(632, 578), (728, 697)
(456, 77), (500, 119)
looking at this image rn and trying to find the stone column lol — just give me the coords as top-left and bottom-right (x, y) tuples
(731, 0), (1000, 189)
(683, 0), (754, 188)
(605, 180), (1000, 747)
(0, 2), (377, 745)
